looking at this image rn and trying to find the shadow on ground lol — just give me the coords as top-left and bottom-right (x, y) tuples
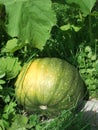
(78, 99), (98, 130)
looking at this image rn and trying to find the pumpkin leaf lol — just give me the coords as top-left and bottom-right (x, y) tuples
(60, 23), (81, 32)
(0, 79), (5, 84)
(1, 0), (56, 50)
(0, 71), (5, 78)
(9, 114), (28, 130)
(2, 38), (18, 53)
(2, 38), (27, 53)
(0, 56), (21, 79)
(66, 0), (96, 15)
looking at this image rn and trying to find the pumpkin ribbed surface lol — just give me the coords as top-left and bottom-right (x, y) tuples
(15, 57), (86, 115)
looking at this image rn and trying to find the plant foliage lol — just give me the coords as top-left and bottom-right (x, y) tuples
(66, 0), (96, 15)
(0, 0), (56, 50)
(0, 0), (98, 129)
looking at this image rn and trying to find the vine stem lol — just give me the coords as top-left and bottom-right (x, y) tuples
(89, 13), (93, 45)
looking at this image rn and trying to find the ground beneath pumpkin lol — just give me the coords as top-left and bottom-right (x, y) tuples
(80, 99), (98, 130)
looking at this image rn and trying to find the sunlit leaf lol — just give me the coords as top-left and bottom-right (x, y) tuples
(60, 24), (71, 31)
(0, 56), (21, 79)
(0, 79), (5, 84)
(2, 38), (18, 53)
(2, 38), (26, 53)
(0, 71), (5, 78)
(60, 24), (81, 32)
(1, 0), (56, 50)
(9, 114), (28, 130)
(66, 0), (96, 15)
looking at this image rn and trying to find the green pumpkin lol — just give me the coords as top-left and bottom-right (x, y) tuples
(15, 57), (87, 115)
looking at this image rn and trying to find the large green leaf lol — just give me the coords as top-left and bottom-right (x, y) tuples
(1, 0), (56, 50)
(66, 0), (96, 15)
